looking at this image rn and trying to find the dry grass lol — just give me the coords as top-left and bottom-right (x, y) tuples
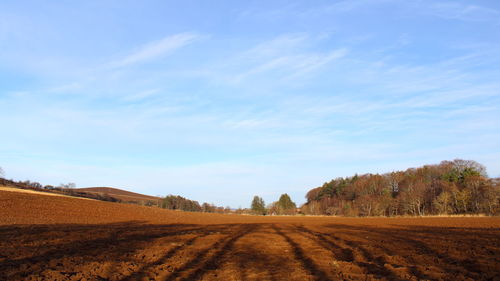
(0, 186), (94, 200)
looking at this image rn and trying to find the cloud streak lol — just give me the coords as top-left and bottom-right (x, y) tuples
(426, 2), (500, 23)
(201, 34), (348, 85)
(111, 32), (203, 67)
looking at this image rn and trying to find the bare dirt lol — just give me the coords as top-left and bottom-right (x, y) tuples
(75, 187), (160, 203)
(1, 189), (499, 280)
(0, 186), (95, 199)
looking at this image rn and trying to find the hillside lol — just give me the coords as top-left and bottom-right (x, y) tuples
(75, 187), (160, 203)
(303, 159), (499, 216)
(0, 188), (240, 225)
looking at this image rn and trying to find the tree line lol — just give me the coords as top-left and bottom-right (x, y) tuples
(301, 159), (499, 216)
(0, 176), (121, 202)
(160, 195), (232, 214)
(2, 159), (498, 217)
(250, 193), (297, 215)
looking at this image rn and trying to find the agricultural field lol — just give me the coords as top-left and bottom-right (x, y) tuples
(1, 188), (499, 281)
(75, 187), (162, 204)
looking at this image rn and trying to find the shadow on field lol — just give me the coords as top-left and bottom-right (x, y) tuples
(272, 224), (330, 281)
(294, 225), (401, 280)
(1, 222), (498, 280)
(0, 222), (240, 280)
(163, 224), (259, 281)
(310, 224), (499, 280)
(0, 222), (335, 281)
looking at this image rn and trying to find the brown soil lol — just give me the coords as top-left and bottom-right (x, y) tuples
(1, 189), (499, 280)
(75, 187), (160, 203)
(0, 186), (94, 199)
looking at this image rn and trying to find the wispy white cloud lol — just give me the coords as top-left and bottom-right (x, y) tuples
(245, 33), (308, 57)
(122, 88), (161, 102)
(287, 0), (500, 27)
(284, 48), (348, 79)
(111, 32), (203, 67)
(426, 2), (500, 23)
(299, 0), (395, 17)
(205, 34), (348, 84)
(234, 48), (347, 82)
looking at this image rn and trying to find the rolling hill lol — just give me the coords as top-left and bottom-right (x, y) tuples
(75, 187), (161, 203)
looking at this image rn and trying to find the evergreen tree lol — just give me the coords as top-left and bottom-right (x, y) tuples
(251, 196), (266, 215)
(277, 193), (297, 215)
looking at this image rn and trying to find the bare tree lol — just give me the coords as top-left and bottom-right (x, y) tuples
(0, 167), (4, 178)
(302, 159), (494, 216)
(59, 182), (76, 189)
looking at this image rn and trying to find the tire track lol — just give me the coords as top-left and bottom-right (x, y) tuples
(271, 224), (330, 281)
(119, 225), (232, 280)
(322, 224), (479, 280)
(232, 224), (287, 281)
(294, 225), (402, 280)
(164, 224), (259, 281)
(0, 224), (205, 280)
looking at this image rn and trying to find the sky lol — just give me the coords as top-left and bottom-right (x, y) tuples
(1, 0), (499, 208)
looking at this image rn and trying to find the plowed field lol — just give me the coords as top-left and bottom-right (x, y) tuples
(1, 189), (499, 280)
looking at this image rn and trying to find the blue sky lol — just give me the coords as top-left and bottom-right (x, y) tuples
(1, 0), (499, 208)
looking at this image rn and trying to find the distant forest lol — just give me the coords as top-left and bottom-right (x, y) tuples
(302, 159), (499, 216)
(161, 195), (232, 214)
(1, 159), (498, 216)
